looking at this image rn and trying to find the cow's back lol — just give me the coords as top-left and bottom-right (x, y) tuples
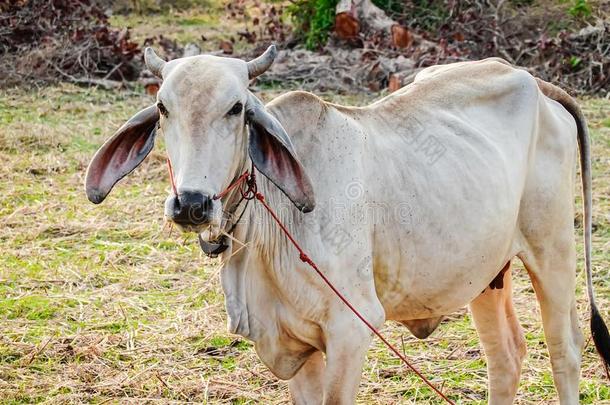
(363, 61), (546, 319)
(263, 61), (566, 320)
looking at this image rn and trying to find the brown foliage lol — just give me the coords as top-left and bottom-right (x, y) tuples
(379, 1), (609, 96)
(229, 0), (289, 45)
(0, 0), (141, 86)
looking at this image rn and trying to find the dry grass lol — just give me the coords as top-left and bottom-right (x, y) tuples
(108, 0), (260, 56)
(0, 81), (608, 404)
(1, 0), (610, 389)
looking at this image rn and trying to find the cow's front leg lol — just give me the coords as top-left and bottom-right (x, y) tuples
(289, 350), (325, 405)
(322, 308), (380, 404)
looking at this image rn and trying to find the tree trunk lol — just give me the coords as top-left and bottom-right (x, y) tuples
(335, 0), (411, 48)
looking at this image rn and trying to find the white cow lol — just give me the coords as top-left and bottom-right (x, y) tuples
(85, 46), (610, 404)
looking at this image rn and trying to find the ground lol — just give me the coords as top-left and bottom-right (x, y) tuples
(1, 6), (610, 405)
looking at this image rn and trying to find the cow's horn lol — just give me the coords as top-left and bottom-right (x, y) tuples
(247, 44), (277, 79)
(145, 47), (166, 78)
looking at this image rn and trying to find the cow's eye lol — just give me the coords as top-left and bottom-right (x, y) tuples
(157, 102), (168, 118)
(227, 102), (243, 116)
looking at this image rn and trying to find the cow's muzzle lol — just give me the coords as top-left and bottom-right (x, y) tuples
(165, 190), (213, 230)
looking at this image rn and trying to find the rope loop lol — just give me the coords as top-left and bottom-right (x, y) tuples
(240, 174), (258, 200)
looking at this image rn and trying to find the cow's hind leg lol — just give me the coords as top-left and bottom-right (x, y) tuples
(516, 81), (587, 404)
(289, 351), (325, 405)
(470, 263), (526, 405)
(519, 246), (584, 404)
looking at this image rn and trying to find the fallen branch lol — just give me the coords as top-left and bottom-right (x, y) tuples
(52, 65), (123, 90)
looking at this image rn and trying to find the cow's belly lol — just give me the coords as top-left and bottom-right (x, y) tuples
(367, 110), (531, 320)
(373, 226), (518, 320)
(371, 164), (525, 319)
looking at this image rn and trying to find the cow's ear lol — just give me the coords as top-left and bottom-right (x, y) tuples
(85, 105), (159, 204)
(246, 93), (315, 213)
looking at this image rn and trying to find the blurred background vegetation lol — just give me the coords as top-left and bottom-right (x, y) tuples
(0, 0), (608, 95)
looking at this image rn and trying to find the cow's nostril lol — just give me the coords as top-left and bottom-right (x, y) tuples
(172, 195), (181, 213)
(172, 191), (212, 225)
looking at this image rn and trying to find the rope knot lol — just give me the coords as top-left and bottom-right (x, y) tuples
(239, 171), (258, 200)
(299, 253), (311, 264)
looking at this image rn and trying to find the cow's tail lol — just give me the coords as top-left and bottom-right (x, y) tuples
(536, 78), (610, 378)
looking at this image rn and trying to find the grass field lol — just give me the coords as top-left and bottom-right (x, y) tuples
(0, 81), (608, 404)
(1, 5), (610, 403)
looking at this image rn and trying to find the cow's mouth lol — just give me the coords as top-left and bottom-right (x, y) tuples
(169, 220), (207, 234)
(196, 227), (229, 257)
(198, 226), (222, 242)
(198, 234), (229, 257)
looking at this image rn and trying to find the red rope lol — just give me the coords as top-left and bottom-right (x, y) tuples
(252, 191), (455, 404)
(213, 171), (250, 201)
(166, 157), (178, 196)
(168, 163), (455, 404)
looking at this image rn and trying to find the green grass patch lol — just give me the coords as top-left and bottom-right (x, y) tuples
(0, 296), (66, 320)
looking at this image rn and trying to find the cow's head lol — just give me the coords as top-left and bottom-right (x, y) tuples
(85, 45), (315, 237)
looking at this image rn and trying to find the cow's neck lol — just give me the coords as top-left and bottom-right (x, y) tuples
(239, 169), (303, 281)
(224, 151), (302, 263)
(220, 161), (321, 342)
